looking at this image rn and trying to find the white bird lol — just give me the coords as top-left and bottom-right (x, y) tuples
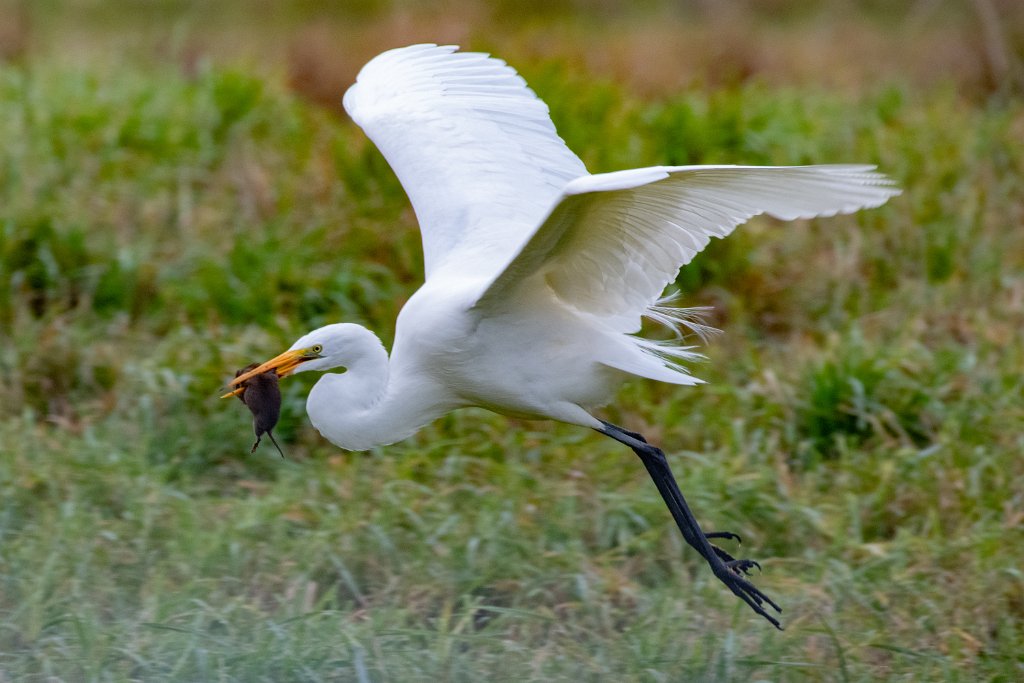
(228, 44), (899, 628)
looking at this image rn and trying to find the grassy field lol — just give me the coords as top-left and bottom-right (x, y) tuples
(1, 2), (1023, 681)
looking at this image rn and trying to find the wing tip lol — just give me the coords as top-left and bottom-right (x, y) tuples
(344, 43), (461, 119)
(344, 43), (548, 122)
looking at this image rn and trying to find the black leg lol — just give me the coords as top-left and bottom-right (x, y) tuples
(598, 420), (782, 629)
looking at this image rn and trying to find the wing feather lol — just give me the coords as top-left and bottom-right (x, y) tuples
(343, 44), (587, 278)
(476, 164), (900, 334)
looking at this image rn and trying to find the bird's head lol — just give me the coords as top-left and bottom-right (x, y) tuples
(221, 324), (363, 398)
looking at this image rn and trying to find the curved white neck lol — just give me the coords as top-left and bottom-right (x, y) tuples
(304, 327), (450, 451)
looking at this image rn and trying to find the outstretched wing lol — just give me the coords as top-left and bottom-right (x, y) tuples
(476, 164), (900, 331)
(343, 44), (588, 279)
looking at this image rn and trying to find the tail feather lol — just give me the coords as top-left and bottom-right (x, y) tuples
(600, 307), (708, 386)
(643, 293), (720, 343)
(599, 292), (715, 385)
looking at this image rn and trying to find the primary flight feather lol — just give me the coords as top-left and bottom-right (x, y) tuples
(229, 44), (900, 628)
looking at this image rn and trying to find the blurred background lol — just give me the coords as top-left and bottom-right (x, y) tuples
(0, 1), (1022, 681)
(5, 1), (1024, 98)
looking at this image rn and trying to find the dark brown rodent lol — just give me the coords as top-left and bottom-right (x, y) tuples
(234, 363), (285, 457)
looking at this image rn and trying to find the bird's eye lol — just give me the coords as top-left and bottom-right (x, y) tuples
(311, 344), (323, 355)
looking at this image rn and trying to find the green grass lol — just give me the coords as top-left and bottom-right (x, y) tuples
(1, 27), (1023, 683)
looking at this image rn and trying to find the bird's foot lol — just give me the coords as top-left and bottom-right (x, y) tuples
(698, 528), (778, 623)
(702, 536), (781, 628)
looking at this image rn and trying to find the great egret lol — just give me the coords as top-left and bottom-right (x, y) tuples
(227, 44), (899, 628)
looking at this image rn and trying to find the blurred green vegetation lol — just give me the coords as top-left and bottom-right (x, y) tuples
(1, 1), (1023, 681)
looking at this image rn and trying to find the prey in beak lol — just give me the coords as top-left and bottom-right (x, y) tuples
(220, 345), (323, 399)
(221, 345), (324, 457)
(231, 363), (286, 457)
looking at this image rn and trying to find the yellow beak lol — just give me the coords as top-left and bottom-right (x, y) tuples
(220, 348), (312, 399)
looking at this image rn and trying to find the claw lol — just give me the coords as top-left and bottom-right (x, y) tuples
(706, 531), (743, 544)
(726, 558), (762, 576)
